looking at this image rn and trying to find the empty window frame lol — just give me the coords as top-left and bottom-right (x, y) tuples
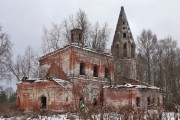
(123, 43), (127, 57)
(147, 97), (151, 107)
(136, 97), (140, 107)
(157, 97), (160, 106)
(115, 44), (120, 57)
(93, 98), (97, 107)
(123, 27), (126, 29)
(152, 97), (155, 104)
(93, 65), (98, 77)
(80, 63), (85, 75)
(79, 34), (81, 41)
(123, 33), (126, 38)
(71, 33), (74, 42)
(105, 68), (109, 78)
(66, 97), (68, 102)
(131, 45), (135, 58)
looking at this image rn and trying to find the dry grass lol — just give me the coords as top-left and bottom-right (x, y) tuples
(0, 103), (166, 120)
(0, 103), (23, 117)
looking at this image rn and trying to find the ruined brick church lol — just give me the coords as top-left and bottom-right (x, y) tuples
(17, 7), (163, 112)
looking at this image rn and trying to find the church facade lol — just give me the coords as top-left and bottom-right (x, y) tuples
(16, 7), (163, 112)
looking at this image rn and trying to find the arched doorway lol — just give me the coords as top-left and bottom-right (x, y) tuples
(93, 98), (97, 107)
(41, 96), (47, 109)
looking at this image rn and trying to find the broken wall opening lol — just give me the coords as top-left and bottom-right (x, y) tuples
(41, 96), (47, 109)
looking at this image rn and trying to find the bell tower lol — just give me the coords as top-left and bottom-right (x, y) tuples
(111, 6), (136, 83)
(70, 28), (82, 44)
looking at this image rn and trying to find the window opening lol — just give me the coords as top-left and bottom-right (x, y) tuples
(147, 97), (151, 107)
(71, 33), (74, 42)
(79, 97), (85, 111)
(131, 45), (135, 58)
(93, 65), (98, 77)
(136, 97), (140, 107)
(157, 97), (160, 106)
(123, 43), (127, 57)
(105, 68), (109, 78)
(115, 44), (120, 57)
(93, 98), (97, 107)
(123, 33), (126, 38)
(152, 97), (155, 104)
(80, 63), (85, 75)
(41, 96), (47, 109)
(79, 34), (81, 41)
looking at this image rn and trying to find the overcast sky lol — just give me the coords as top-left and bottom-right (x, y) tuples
(1, 0), (180, 56)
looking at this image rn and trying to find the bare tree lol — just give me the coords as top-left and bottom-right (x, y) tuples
(156, 38), (179, 104)
(42, 23), (62, 55)
(0, 26), (13, 81)
(137, 32), (180, 106)
(137, 29), (158, 85)
(11, 46), (39, 81)
(42, 9), (111, 54)
(91, 22), (110, 52)
(62, 19), (71, 44)
(75, 9), (91, 47)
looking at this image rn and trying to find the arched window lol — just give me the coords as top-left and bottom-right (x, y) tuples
(115, 44), (120, 58)
(105, 68), (109, 78)
(123, 43), (127, 57)
(93, 98), (97, 107)
(136, 97), (140, 107)
(79, 34), (81, 41)
(71, 33), (74, 42)
(157, 97), (160, 106)
(80, 62), (85, 75)
(147, 96), (151, 108)
(93, 65), (98, 77)
(152, 97), (155, 104)
(131, 44), (135, 58)
(41, 96), (47, 109)
(79, 97), (85, 111)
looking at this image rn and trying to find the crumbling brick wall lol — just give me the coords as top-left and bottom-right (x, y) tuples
(39, 45), (115, 82)
(103, 87), (163, 110)
(16, 80), (75, 112)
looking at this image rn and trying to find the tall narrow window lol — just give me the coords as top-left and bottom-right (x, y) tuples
(131, 44), (135, 58)
(123, 33), (126, 38)
(115, 44), (120, 58)
(93, 65), (98, 77)
(41, 96), (47, 109)
(80, 63), (85, 75)
(105, 68), (109, 78)
(123, 43), (127, 57)
(147, 97), (151, 107)
(71, 33), (74, 42)
(79, 34), (81, 41)
(136, 97), (140, 107)
(93, 98), (97, 107)
(152, 97), (155, 104)
(157, 97), (160, 106)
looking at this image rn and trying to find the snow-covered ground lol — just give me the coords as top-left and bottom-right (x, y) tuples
(1, 112), (180, 120)
(162, 112), (180, 120)
(0, 114), (75, 120)
(0, 113), (122, 120)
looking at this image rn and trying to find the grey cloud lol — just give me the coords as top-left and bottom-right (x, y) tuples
(0, 0), (180, 57)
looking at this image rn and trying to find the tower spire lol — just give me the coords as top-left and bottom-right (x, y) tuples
(111, 6), (134, 58)
(111, 6), (136, 83)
